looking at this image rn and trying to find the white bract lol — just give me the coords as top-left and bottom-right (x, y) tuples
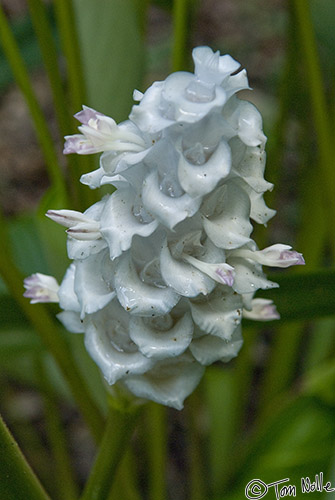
(24, 47), (304, 410)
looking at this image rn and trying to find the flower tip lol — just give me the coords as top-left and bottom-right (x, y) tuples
(243, 299), (280, 321)
(280, 249), (305, 267)
(23, 273), (59, 304)
(295, 253), (305, 265)
(45, 209), (63, 225)
(215, 268), (235, 287)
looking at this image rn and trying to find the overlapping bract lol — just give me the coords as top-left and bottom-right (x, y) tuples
(25, 47), (304, 409)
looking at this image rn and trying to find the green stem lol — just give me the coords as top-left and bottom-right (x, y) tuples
(36, 357), (79, 500)
(0, 4), (67, 200)
(80, 402), (143, 500)
(291, 0), (335, 245)
(53, 0), (86, 112)
(53, 0), (99, 209)
(27, 0), (86, 210)
(147, 403), (167, 500)
(0, 412), (51, 500)
(258, 322), (302, 419)
(0, 212), (104, 443)
(27, 0), (71, 138)
(108, 450), (142, 500)
(172, 0), (189, 71)
(187, 392), (207, 500)
(0, 384), (53, 495)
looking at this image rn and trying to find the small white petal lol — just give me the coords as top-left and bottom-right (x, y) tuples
(202, 181), (253, 249)
(114, 252), (179, 316)
(123, 353), (204, 410)
(71, 251), (115, 318)
(192, 46), (240, 85)
(178, 139), (231, 197)
(242, 184), (276, 224)
(57, 311), (84, 333)
(162, 71), (227, 120)
(230, 139), (274, 193)
(66, 223), (102, 241)
(129, 313), (193, 360)
(46, 209), (96, 228)
(100, 187), (158, 260)
(189, 326), (243, 365)
(80, 167), (107, 188)
(234, 244), (305, 268)
(160, 244), (215, 297)
(23, 273), (59, 304)
(84, 302), (154, 385)
(190, 290), (243, 340)
(237, 101), (267, 146)
(142, 170), (202, 229)
(229, 257), (279, 294)
(64, 106), (146, 155)
(57, 264), (80, 312)
(74, 105), (104, 125)
(224, 69), (250, 98)
(183, 254), (235, 286)
(243, 299), (280, 321)
(133, 89), (144, 101)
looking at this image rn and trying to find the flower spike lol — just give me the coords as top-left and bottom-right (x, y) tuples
(25, 46), (304, 409)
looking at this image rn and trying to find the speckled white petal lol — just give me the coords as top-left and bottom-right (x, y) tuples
(190, 290), (243, 340)
(57, 311), (84, 333)
(182, 254), (235, 286)
(123, 353), (204, 410)
(114, 252), (179, 316)
(100, 188), (158, 260)
(99, 147), (149, 176)
(58, 264), (80, 312)
(142, 171), (202, 229)
(160, 245), (215, 297)
(189, 326), (243, 365)
(237, 101), (267, 146)
(230, 140), (273, 193)
(246, 187), (276, 224)
(80, 167), (106, 188)
(202, 181), (253, 249)
(229, 257), (279, 294)
(84, 303), (154, 385)
(74, 252), (115, 318)
(67, 237), (107, 261)
(129, 313), (193, 360)
(178, 140), (231, 197)
(223, 97), (266, 147)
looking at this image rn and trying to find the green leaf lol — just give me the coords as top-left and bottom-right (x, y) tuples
(73, 0), (146, 122)
(219, 397), (335, 500)
(249, 270), (335, 323)
(310, 0), (335, 70)
(0, 8), (57, 94)
(0, 295), (27, 328)
(0, 412), (50, 500)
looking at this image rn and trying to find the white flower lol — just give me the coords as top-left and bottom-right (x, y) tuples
(64, 105), (147, 155)
(23, 273), (59, 303)
(25, 46), (305, 409)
